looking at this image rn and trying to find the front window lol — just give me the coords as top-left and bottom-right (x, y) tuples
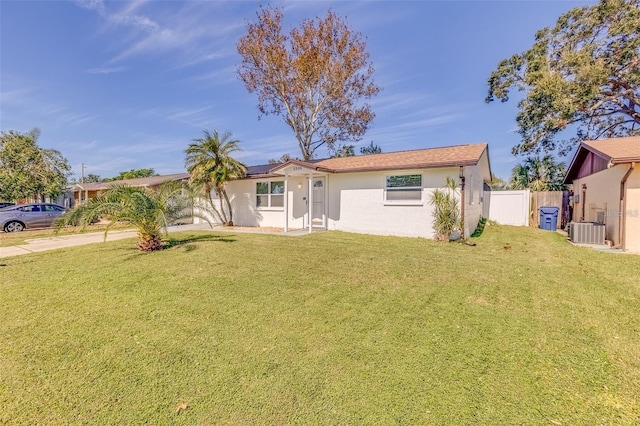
(256, 181), (284, 209)
(385, 174), (422, 203)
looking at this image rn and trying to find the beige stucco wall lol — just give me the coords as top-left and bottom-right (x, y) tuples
(571, 164), (640, 250)
(624, 167), (640, 253)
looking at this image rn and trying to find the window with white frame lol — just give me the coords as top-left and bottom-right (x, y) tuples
(385, 174), (422, 203)
(256, 181), (284, 209)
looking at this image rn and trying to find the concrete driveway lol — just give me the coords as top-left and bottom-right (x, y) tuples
(0, 224), (212, 258)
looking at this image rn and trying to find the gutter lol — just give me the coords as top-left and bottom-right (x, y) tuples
(324, 160), (480, 174)
(619, 162), (636, 250)
(459, 166), (466, 239)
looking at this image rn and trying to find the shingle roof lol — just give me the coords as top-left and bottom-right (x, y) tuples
(564, 136), (640, 182)
(72, 144), (491, 188)
(581, 137), (640, 163)
(314, 143), (488, 173)
(73, 173), (190, 191)
(246, 159), (324, 178)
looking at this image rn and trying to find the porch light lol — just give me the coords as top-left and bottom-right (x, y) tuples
(297, 183), (303, 189)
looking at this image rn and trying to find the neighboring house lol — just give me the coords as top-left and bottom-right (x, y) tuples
(203, 143), (492, 239)
(564, 137), (640, 253)
(70, 173), (190, 207)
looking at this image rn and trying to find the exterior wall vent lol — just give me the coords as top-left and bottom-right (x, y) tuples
(569, 222), (606, 245)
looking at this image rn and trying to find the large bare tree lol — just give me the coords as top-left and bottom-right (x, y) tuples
(237, 7), (380, 160)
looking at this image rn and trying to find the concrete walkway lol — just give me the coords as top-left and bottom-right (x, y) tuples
(0, 223), (210, 258)
(0, 223), (320, 258)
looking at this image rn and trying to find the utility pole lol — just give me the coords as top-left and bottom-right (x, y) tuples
(81, 163), (86, 184)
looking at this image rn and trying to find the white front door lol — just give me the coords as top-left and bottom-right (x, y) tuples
(312, 177), (325, 227)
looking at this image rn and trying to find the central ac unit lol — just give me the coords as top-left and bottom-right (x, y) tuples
(569, 222), (606, 245)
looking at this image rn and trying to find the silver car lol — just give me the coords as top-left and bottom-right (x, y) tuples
(0, 203), (67, 232)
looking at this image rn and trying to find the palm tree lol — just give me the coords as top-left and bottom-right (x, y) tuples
(57, 182), (194, 252)
(185, 130), (247, 226)
(509, 155), (568, 191)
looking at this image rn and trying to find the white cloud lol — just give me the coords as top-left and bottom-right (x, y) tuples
(0, 88), (37, 105)
(75, 0), (247, 65)
(53, 111), (100, 127)
(86, 66), (125, 74)
(185, 65), (237, 87)
(75, 0), (106, 14)
(133, 105), (216, 129)
(0, 84), (99, 129)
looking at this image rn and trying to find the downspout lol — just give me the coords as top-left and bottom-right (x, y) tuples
(284, 171), (289, 233)
(619, 162), (636, 250)
(459, 166), (466, 239)
(581, 184), (587, 221)
(308, 173), (313, 234)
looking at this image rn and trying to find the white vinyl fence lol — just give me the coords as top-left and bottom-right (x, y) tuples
(484, 190), (530, 227)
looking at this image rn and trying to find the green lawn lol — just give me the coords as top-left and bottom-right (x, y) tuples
(1, 226), (639, 424)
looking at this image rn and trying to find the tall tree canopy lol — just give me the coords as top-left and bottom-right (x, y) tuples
(185, 130), (247, 226)
(360, 141), (382, 155)
(103, 168), (157, 181)
(331, 144), (355, 158)
(83, 173), (102, 183)
(268, 153), (299, 165)
(488, 175), (508, 190)
(237, 6), (380, 160)
(486, 0), (640, 155)
(0, 129), (71, 202)
(509, 155), (568, 191)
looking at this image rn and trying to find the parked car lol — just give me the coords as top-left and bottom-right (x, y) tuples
(0, 203), (67, 232)
(0, 202), (15, 209)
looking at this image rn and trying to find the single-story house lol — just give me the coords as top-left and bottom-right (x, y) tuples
(69, 173), (190, 207)
(564, 136), (640, 253)
(203, 143), (492, 239)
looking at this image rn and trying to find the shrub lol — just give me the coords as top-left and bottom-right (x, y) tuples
(429, 177), (461, 241)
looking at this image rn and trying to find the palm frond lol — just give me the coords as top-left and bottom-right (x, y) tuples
(184, 129), (247, 225)
(57, 182), (196, 251)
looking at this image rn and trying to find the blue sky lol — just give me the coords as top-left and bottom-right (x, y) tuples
(1, 0), (592, 181)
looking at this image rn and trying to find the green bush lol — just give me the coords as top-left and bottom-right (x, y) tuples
(429, 177), (461, 241)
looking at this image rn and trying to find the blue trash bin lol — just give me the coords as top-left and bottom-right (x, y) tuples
(539, 206), (559, 231)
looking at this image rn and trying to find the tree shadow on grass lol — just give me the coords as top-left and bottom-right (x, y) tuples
(118, 233), (237, 260)
(164, 233), (236, 249)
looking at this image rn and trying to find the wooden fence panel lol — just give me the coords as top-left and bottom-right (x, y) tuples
(530, 191), (569, 229)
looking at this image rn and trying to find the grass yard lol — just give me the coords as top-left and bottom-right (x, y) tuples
(1, 225), (639, 424)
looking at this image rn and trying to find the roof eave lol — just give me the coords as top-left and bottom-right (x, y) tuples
(611, 157), (640, 165)
(329, 160), (480, 174)
(562, 142), (640, 183)
(269, 159), (334, 175)
(563, 143), (609, 183)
